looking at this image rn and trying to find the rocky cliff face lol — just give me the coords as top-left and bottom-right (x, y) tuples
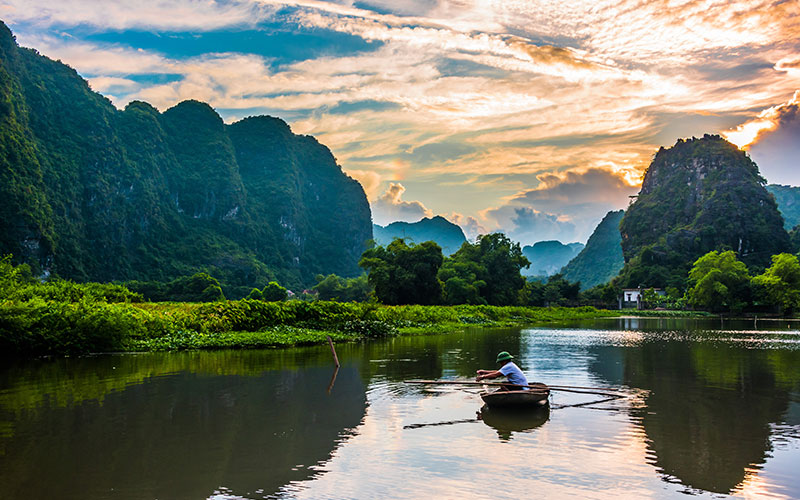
(618, 135), (790, 287)
(0, 22), (372, 293)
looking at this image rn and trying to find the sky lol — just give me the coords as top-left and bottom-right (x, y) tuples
(2, 0), (799, 244)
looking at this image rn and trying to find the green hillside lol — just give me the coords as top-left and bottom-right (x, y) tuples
(561, 210), (624, 289)
(766, 184), (800, 230)
(0, 22), (371, 295)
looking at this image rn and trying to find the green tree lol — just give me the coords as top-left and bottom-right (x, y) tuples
(751, 253), (800, 314)
(312, 273), (372, 302)
(359, 239), (443, 305)
(246, 288), (264, 300)
(442, 233), (530, 306)
(262, 281), (288, 302)
(686, 251), (750, 312)
(438, 258), (486, 305)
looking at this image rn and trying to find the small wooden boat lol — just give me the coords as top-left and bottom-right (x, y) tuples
(480, 385), (550, 409)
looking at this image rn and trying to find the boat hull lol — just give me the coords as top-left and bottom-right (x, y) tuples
(480, 388), (550, 409)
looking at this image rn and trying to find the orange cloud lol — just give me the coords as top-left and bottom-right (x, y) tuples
(723, 91), (800, 149)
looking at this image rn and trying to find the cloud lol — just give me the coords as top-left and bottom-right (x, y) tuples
(736, 91), (800, 185)
(509, 166), (641, 210)
(343, 168), (382, 199)
(371, 182), (433, 226)
(723, 90), (800, 149)
(445, 212), (487, 242)
(2, 0), (265, 31)
(480, 167), (639, 244)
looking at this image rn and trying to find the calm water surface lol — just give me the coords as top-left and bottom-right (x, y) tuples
(2, 318), (800, 499)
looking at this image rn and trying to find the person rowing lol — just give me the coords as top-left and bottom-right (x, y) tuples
(476, 351), (529, 391)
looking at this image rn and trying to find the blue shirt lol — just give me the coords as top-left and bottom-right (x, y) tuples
(499, 362), (529, 389)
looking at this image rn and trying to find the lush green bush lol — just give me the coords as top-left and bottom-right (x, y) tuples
(126, 272), (224, 302)
(0, 298), (151, 356)
(312, 273), (371, 302)
(262, 281), (288, 301)
(1, 255), (142, 303)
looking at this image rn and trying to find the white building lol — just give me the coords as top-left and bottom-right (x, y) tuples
(619, 288), (666, 309)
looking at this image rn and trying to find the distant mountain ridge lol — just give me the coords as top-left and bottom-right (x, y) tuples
(0, 22), (372, 294)
(766, 184), (800, 230)
(561, 210), (625, 289)
(521, 240), (584, 276)
(373, 216), (467, 255)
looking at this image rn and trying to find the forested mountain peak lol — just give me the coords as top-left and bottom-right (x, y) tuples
(617, 135), (790, 288)
(373, 216), (467, 255)
(0, 21), (372, 295)
(561, 210), (624, 289)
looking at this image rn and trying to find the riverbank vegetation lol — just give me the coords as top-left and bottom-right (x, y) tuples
(1, 255), (621, 357)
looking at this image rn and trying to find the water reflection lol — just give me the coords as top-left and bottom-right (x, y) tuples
(2, 321), (800, 499)
(0, 350), (367, 500)
(587, 327), (800, 495)
(479, 405), (550, 441)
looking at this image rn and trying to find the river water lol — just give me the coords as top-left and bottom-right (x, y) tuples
(1, 318), (799, 499)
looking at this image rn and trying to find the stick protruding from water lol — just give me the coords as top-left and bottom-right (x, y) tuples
(327, 335), (340, 368)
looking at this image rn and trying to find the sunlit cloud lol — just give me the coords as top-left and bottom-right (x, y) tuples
(727, 91), (800, 186)
(344, 169), (382, 199)
(478, 166), (640, 244)
(371, 183), (433, 226)
(445, 212), (487, 242)
(723, 91), (800, 149)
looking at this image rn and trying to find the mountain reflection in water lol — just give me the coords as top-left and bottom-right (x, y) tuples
(0, 350), (367, 500)
(586, 319), (800, 495)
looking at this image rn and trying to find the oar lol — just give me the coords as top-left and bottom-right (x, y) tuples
(403, 380), (627, 397)
(405, 379), (548, 391)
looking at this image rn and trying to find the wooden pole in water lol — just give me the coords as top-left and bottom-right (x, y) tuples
(326, 335), (340, 368)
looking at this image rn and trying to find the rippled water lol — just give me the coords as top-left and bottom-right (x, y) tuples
(2, 318), (799, 499)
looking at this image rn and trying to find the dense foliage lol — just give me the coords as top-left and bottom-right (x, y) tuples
(527, 273), (582, 306)
(751, 254), (800, 314)
(373, 216), (467, 256)
(312, 274), (371, 302)
(561, 210), (625, 289)
(618, 136), (791, 289)
(686, 251), (751, 312)
(442, 233), (531, 305)
(0, 22), (371, 294)
(125, 273), (225, 302)
(359, 239), (444, 305)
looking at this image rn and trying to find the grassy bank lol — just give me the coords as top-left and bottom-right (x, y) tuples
(617, 309), (715, 317)
(0, 299), (620, 357)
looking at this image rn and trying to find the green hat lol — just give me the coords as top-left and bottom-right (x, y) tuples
(496, 351), (513, 363)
